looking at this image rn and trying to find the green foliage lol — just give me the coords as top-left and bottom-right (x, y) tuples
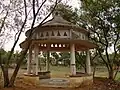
(0, 48), (7, 64)
(51, 51), (87, 69)
(59, 52), (70, 66)
(80, 0), (120, 49)
(0, 49), (27, 67)
(75, 51), (86, 70)
(80, 0), (120, 79)
(51, 52), (59, 60)
(51, 52), (60, 65)
(53, 3), (80, 25)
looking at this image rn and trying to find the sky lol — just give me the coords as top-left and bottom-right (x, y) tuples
(4, 0), (80, 51)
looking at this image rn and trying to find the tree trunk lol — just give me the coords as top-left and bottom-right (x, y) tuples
(8, 52), (26, 87)
(114, 66), (119, 79)
(1, 65), (9, 87)
(108, 69), (114, 79)
(8, 61), (21, 87)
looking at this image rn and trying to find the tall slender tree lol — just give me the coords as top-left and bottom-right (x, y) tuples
(0, 0), (61, 87)
(80, 0), (120, 79)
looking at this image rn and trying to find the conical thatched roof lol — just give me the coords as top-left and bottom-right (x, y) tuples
(42, 12), (72, 26)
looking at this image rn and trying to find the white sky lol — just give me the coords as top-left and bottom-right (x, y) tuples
(4, 0), (80, 51)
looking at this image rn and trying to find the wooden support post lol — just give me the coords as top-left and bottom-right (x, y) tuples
(86, 50), (91, 74)
(70, 44), (76, 75)
(34, 44), (39, 75)
(46, 44), (50, 71)
(27, 48), (32, 74)
(46, 51), (50, 71)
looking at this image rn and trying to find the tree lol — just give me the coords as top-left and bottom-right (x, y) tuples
(53, 3), (79, 25)
(0, 5), (9, 48)
(75, 52), (87, 72)
(80, 0), (120, 79)
(0, 0), (61, 87)
(59, 52), (70, 66)
(51, 52), (60, 66)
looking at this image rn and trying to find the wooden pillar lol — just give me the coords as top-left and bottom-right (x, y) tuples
(34, 44), (39, 75)
(70, 43), (76, 75)
(46, 44), (50, 71)
(27, 48), (32, 74)
(46, 51), (50, 71)
(86, 50), (91, 74)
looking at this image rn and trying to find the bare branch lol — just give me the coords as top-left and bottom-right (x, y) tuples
(33, 0), (36, 18)
(97, 49), (110, 71)
(113, 33), (119, 61)
(7, 0), (28, 65)
(35, 0), (47, 17)
(38, 0), (62, 26)
(0, 11), (8, 33)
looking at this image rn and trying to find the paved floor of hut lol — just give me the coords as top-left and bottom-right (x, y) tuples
(39, 78), (70, 87)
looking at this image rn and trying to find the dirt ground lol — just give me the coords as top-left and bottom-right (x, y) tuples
(1, 68), (120, 90)
(1, 77), (120, 90)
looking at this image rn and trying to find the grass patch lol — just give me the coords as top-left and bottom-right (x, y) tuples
(50, 66), (70, 77)
(115, 72), (120, 80)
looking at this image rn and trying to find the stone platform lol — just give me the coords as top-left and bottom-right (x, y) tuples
(69, 75), (93, 87)
(23, 73), (93, 88)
